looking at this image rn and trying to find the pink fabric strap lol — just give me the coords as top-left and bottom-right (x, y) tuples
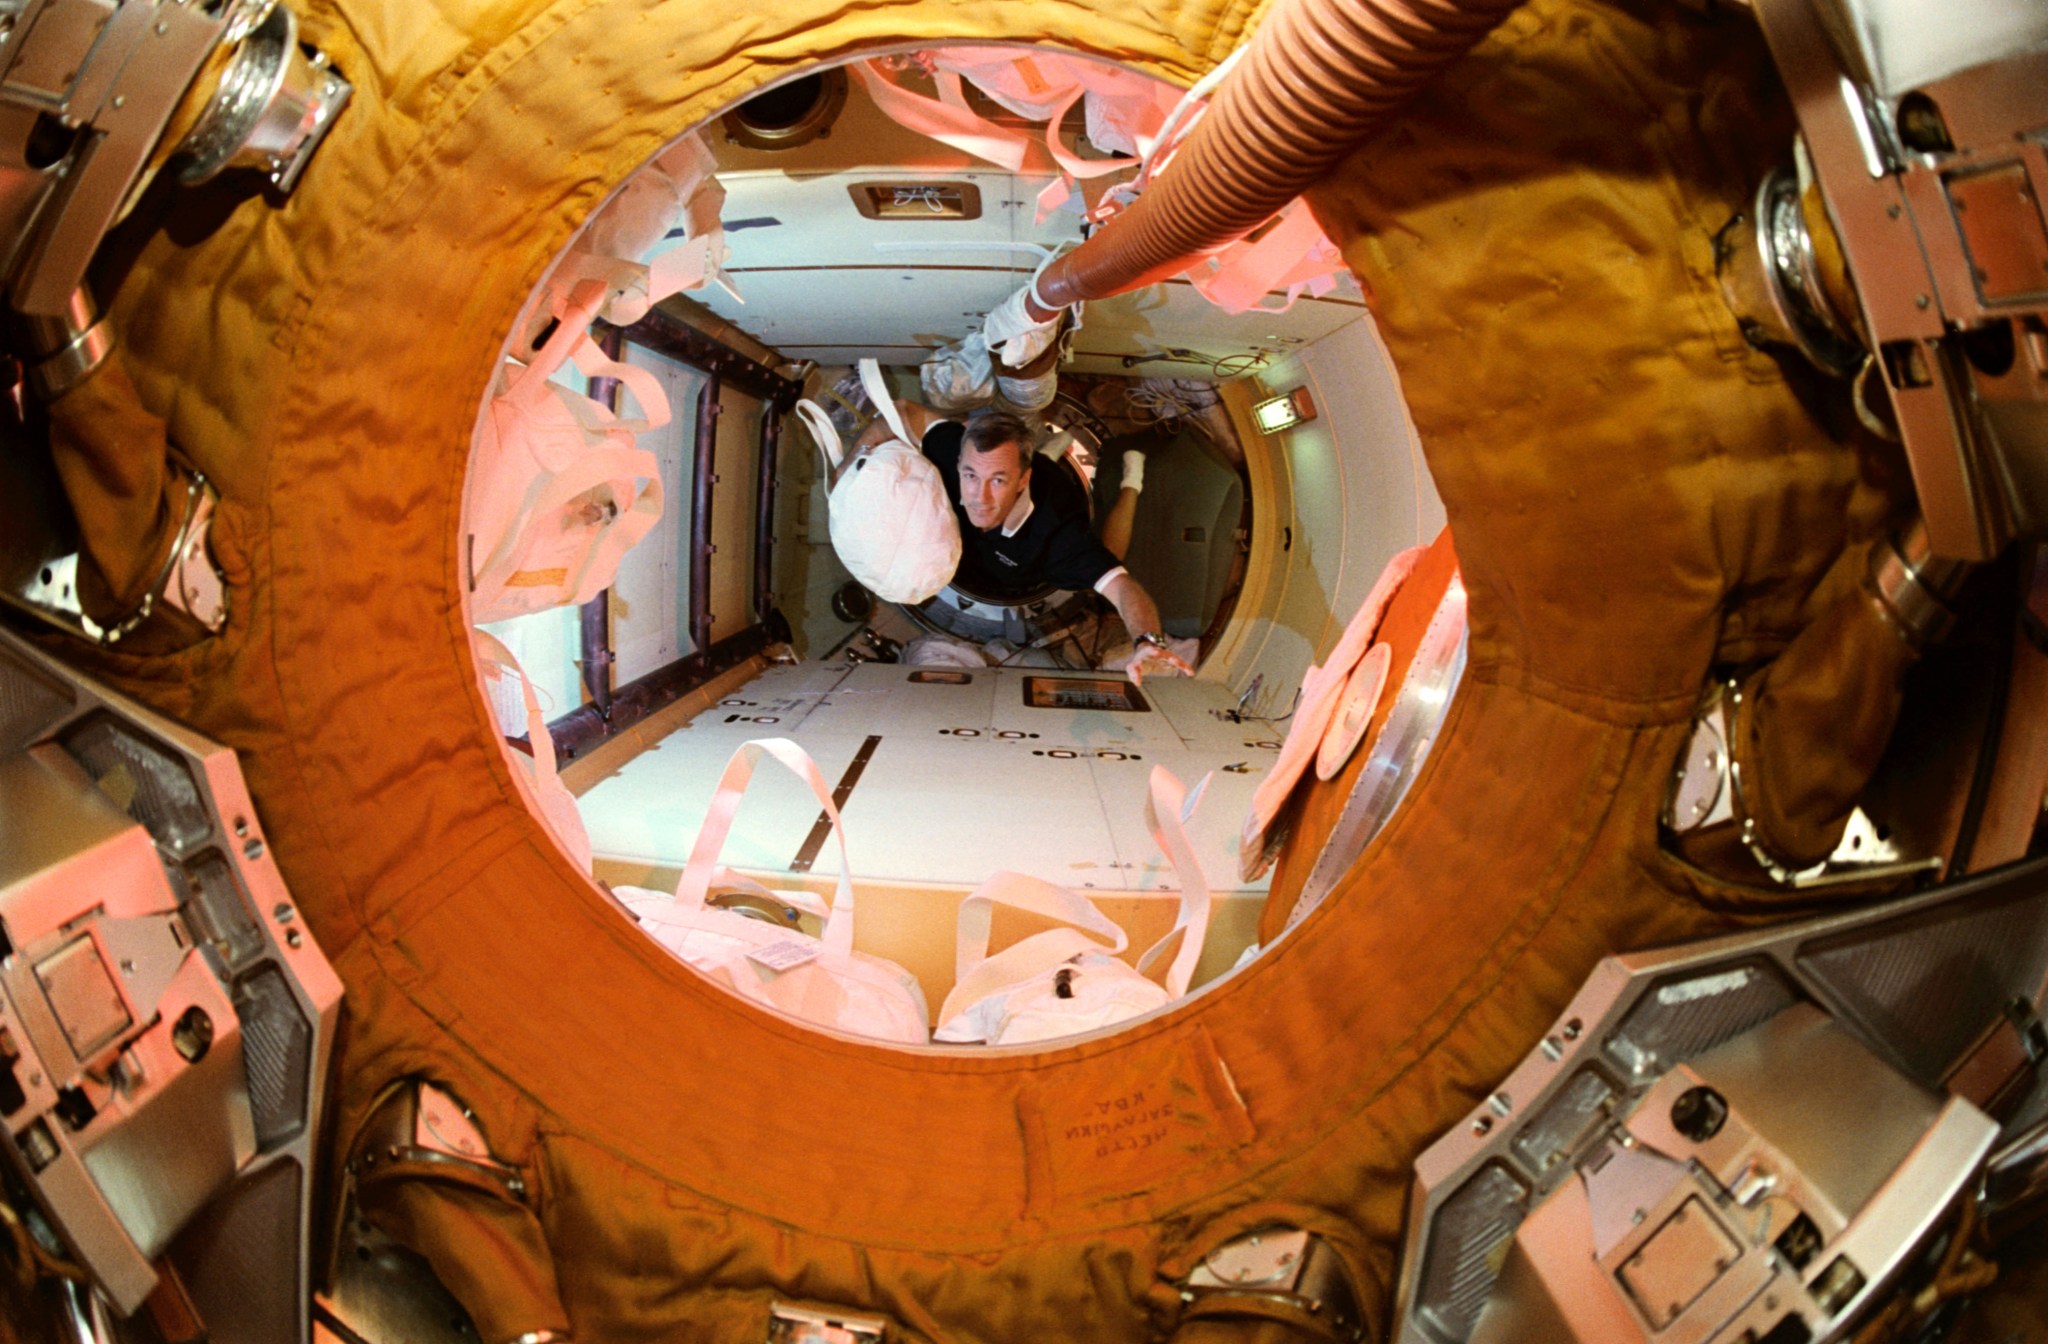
(851, 60), (1038, 174)
(1184, 200), (1347, 315)
(1136, 765), (1213, 996)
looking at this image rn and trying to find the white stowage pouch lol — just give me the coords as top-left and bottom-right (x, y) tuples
(614, 737), (930, 1044)
(935, 766), (1214, 1046)
(800, 359), (961, 605)
(468, 280), (666, 623)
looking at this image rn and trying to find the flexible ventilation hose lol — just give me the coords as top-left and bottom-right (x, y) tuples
(1028, 0), (1526, 314)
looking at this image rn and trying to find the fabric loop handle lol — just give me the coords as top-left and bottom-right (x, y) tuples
(937, 872), (1131, 1024)
(676, 738), (857, 965)
(794, 398), (845, 476)
(857, 358), (913, 448)
(936, 765), (1215, 1025)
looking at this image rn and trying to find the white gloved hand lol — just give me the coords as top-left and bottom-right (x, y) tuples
(983, 284), (1066, 369)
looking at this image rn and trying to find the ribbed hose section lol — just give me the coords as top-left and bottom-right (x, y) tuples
(1032, 0), (1526, 309)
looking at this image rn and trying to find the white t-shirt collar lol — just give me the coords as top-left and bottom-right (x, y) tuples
(999, 489), (1034, 538)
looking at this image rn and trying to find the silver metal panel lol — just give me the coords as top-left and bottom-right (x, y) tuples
(1823, 1095), (1999, 1327)
(80, 977), (254, 1259)
(9, 0), (223, 314)
(0, 747), (139, 909)
(1, 0), (114, 104)
(0, 626), (343, 1342)
(1615, 1198), (1742, 1330)
(33, 934), (130, 1059)
(1635, 1006), (1942, 1226)
(1468, 1178), (1639, 1344)
(1394, 855), (2048, 1344)
(19, 1128), (158, 1312)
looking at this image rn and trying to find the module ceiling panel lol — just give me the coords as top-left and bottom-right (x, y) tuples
(689, 63), (1367, 374)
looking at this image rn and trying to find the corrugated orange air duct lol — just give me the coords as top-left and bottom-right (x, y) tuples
(1027, 0), (1526, 316)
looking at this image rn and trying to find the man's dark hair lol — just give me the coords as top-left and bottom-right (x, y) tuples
(961, 410), (1033, 465)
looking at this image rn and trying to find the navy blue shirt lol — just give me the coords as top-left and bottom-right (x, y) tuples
(921, 421), (1121, 599)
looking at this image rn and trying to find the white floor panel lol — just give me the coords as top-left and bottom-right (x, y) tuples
(1143, 676), (1298, 756)
(798, 661), (1000, 738)
(577, 724), (871, 872)
(579, 663), (1278, 897)
(986, 672), (1185, 752)
(836, 735), (1129, 889)
(696, 659), (852, 732)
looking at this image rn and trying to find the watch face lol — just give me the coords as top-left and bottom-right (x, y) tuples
(1316, 642), (1393, 782)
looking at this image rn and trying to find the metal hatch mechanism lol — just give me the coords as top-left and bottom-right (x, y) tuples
(0, 626), (343, 1344)
(1393, 854), (2048, 1344)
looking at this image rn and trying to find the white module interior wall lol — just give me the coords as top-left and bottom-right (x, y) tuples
(1218, 316), (1442, 701)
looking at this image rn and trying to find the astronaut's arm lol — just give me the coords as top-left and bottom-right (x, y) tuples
(1097, 570), (1191, 685)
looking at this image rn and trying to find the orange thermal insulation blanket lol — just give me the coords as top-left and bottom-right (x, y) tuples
(44, 359), (184, 620)
(81, 0), (1905, 1339)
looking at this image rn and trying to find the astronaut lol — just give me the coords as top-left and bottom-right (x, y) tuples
(853, 397), (1195, 683)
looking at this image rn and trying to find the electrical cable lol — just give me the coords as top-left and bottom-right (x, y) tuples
(1119, 350), (1271, 385)
(0, 1200), (87, 1287)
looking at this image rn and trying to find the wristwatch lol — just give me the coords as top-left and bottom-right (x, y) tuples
(1133, 631), (1168, 651)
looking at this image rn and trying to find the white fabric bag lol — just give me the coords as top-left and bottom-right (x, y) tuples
(815, 359), (961, 605)
(615, 737), (930, 1044)
(470, 280), (666, 622)
(935, 766), (1213, 1045)
(542, 131), (735, 327)
(473, 631), (594, 874)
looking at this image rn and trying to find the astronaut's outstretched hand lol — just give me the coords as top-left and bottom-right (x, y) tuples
(1127, 640), (1193, 687)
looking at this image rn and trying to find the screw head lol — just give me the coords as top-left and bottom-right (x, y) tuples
(171, 1006), (214, 1063)
(1671, 1085), (1729, 1142)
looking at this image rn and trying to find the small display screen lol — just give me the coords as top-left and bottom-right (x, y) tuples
(1021, 676), (1150, 713)
(908, 670), (973, 685)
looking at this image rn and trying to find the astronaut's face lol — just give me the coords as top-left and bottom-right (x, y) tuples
(957, 439), (1031, 532)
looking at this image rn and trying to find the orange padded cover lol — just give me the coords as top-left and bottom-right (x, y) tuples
(75, 0), (1906, 1337)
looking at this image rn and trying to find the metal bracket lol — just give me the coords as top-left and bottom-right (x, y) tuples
(767, 1302), (888, 1344)
(160, 482), (228, 634)
(1179, 1227), (1365, 1343)
(1662, 676), (1941, 888)
(1946, 997), (2048, 1116)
